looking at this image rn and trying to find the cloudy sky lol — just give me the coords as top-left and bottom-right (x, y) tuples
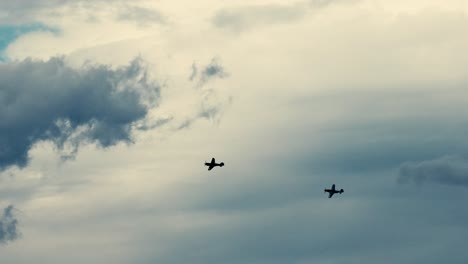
(1, 0), (468, 263)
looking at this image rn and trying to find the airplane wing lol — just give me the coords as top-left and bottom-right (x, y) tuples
(211, 158), (215, 163)
(208, 165), (215, 171)
(331, 184), (335, 191)
(328, 192), (334, 198)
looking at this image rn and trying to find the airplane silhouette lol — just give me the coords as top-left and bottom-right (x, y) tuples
(205, 158), (224, 171)
(324, 184), (344, 198)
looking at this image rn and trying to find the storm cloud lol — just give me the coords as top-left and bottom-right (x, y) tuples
(0, 205), (19, 244)
(0, 56), (160, 170)
(398, 156), (468, 187)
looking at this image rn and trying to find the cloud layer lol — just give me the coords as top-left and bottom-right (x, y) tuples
(212, 3), (308, 32)
(0, 56), (160, 170)
(211, 0), (343, 32)
(3, 0), (468, 262)
(399, 156), (468, 187)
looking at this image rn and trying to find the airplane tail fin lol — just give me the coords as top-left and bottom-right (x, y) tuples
(339, 189), (344, 194)
(220, 162), (224, 167)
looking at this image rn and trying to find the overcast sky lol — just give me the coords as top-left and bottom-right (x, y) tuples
(1, 0), (468, 263)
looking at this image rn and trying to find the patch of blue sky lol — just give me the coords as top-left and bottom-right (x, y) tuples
(0, 23), (59, 61)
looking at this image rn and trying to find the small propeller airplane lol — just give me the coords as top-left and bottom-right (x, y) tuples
(204, 158), (224, 171)
(324, 184), (344, 198)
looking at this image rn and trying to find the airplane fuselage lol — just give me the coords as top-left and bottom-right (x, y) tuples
(205, 162), (223, 167)
(324, 184), (344, 198)
(205, 159), (225, 170)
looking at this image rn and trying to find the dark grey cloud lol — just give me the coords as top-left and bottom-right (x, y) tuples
(0, 56), (160, 170)
(0, 205), (19, 244)
(398, 156), (468, 187)
(201, 60), (228, 81)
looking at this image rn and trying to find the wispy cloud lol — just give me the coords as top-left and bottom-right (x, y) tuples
(117, 5), (165, 26)
(190, 57), (229, 88)
(0, 205), (19, 244)
(211, 0), (346, 32)
(398, 156), (468, 187)
(179, 58), (231, 129)
(188, 62), (198, 82)
(212, 2), (308, 32)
